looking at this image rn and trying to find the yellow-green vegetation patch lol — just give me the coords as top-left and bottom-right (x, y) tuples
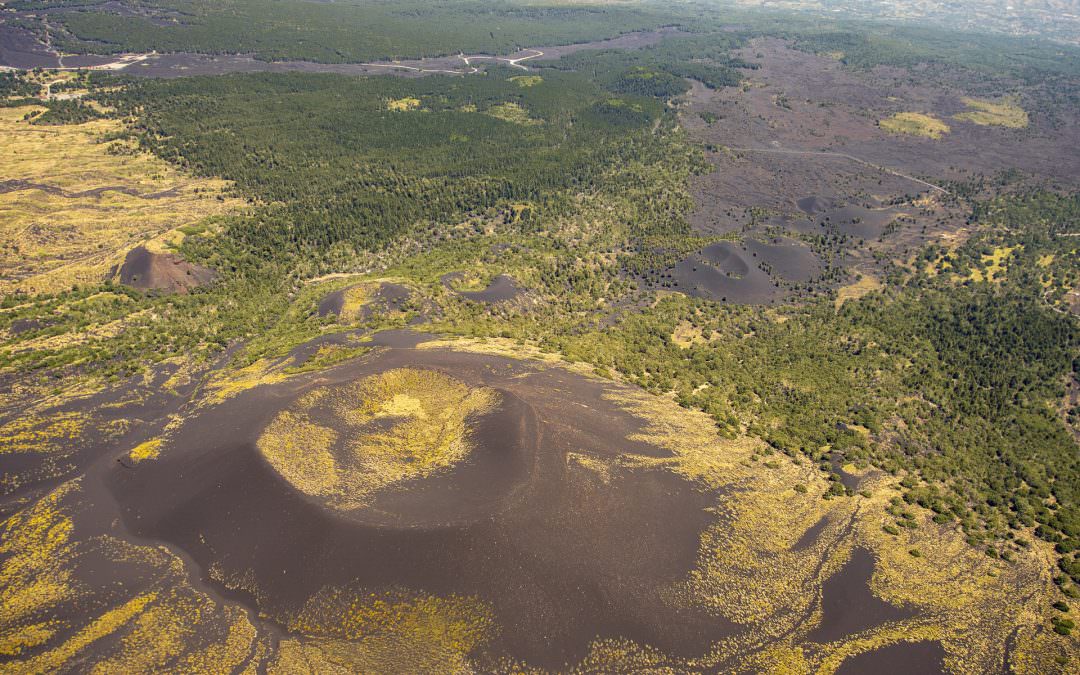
(338, 284), (372, 319)
(205, 357), (293, 405)
(485, 102), (542, 126)
(0, 482), (258, 671)
(969, 245), (1018, 283)
(445, 268), (492, 292)
(257, 368), (498, 510)
(386, 97), (421, 112)
(0, 483), (78, 658)
(879, 112), (950, 139)
(671, 321), (710, 348)
(286, 343), (373, 374)
(0, 413), (85, 454)
(954, 97), (1029, 128)
(604, 97), (644, 112)
(128, 438), (162, 464)
(0, 106), (241, 295)
(835, 274), (882, 308)
(509, 75), (543, 88)
(272, 586), (494, 672)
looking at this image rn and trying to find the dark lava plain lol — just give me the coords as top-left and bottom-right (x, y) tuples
(442, 272), (524, 304)
(809, 548), (915, 644)
(105, 339), (727, 667)
(677, 36), (1080, 306)
(835, 640), (947, 675)
(666, 239), (822, 304)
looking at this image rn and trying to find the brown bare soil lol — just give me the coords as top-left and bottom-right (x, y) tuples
(115, 245), (215, 293)
(808, 548), (915, 644)
(835, 640), (946, 675)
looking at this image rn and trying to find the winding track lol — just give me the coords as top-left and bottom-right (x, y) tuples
(13, 40), (546, 77)
(724, 145), (951, 195)
(357, 48), (545, 75)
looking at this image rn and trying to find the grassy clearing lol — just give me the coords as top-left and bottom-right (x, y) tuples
(879, 112), (950, 139)
(0, 106), (240, 295)
(954, 97), (1029, 128)
(835, 274), (882, 308)
(509, 75), (543, 88)
(386, 97), (422, 112)
(485, 102), (542, 126)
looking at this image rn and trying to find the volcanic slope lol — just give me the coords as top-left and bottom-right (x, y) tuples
(0, 332), (1053, 672)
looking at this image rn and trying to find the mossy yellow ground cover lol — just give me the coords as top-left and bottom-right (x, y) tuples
(879, 112), (950, 139)
(128, 438), (163, 464)
(0, 483), (78, 657)
(0, 413), (85, 454)
(386, 97), (421, 111)
(1, 482), (258, 672)
(205, 357), (292, 405)
(271, 586), (494, 673)
(258, 368), (498, 510)
(509, 75), (543, 87)
(835, 274), (882, 308)
(0, 106), (240, 295)
(954, 97), (1029, 128)
(485, 102), (542, 126)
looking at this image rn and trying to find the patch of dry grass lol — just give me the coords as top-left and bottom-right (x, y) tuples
(509, 75), (543, 88)
(485, 102), (541, 126)
(954, 97), (1028, 129)
(386, 97), (421, 112)
(879, 112), (950, 139)
(835, 274), (882, 308)
(0, 106), (241, 295)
